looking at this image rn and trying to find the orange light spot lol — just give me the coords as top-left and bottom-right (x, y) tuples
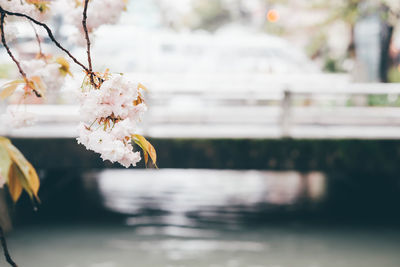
(267, 9), (279, 23)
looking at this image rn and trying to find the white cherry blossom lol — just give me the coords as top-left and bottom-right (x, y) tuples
(0, 0), (53, 21)
(77, 73), (146, 168)
(21, 59), (66, 92)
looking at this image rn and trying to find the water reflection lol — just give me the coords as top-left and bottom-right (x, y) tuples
(90, 169), (326, 227)
(7, 169), (400, 267)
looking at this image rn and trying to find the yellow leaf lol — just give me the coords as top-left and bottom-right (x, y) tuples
(135, 140), (148, 165)
(4, 140), (31, 175)
(0, 80), (24, 99)
(27, 76), (46, 98)
(56, 57), (73, 77)
(74, 0), (82, 7)
(8, 164), (23, 203)
(133, 83), (147, 106)
(26, 0), (48, 3)
(31, 76), (45, 91)
(133, 96), (144, 106)
(27, 162), (40, 199)
(2, 139), (40, 201)
(35, 4), (50, 13)
(26, 0), (50, 13)
(138, 83), (147, 91)
(123, 0), (129, 10)
(132, 134), (157, 168)
(16, 165), (37, 201)
(14, 162), (40, 201)
(0, 143), (11, 180)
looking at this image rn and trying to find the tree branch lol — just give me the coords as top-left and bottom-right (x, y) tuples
(0, 6), (90, 74)
(0, 225), (18, 267)
(82, 0), (92, 73)
(82, 0), (96, 87)
(1, 11), (42, 98)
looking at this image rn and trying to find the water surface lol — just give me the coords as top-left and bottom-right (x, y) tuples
(6, 169), (400, 267)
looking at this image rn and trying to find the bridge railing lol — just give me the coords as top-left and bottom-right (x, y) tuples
(1, 74), (400, 139)
(142, 74), (400, 139)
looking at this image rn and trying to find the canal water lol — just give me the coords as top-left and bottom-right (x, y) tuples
(5, 169), (400, 267)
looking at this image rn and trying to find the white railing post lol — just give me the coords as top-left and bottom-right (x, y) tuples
(281, 88), (292, 138)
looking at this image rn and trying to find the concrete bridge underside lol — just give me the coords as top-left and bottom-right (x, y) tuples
(9, 138), (400, 177)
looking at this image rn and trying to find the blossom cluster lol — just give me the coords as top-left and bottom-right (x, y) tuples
(77, 74), (147, 168)
(21, 57), (70, 92)
(0, 55), (71, 127)
(63, 0), (127, 31)
(0, 0), (51, 21)
(54, 0), (127, 46)
(0, 0), (155, 168)
(0, 0), (128, 45)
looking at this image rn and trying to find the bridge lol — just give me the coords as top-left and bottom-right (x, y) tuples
(2, 73), (400, 231)
(1, 73), (400, 139)
(0, 73), (399, 174)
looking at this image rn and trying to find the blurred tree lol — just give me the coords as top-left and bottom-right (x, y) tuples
(191, 0), (231, 31)
(154, 0), (400, 80)
(307, 0), (399, 81)
(181, 0), (276, 32)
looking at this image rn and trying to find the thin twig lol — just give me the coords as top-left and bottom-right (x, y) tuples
(0, 12), (27, 81)
(0, 225), (18, 267)
(0, 6), (90, 74)
(29, 21), (44, 58)
(82, 0), (96, 86)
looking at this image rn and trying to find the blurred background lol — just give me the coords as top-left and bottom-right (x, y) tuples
(1, 0), (400, 266)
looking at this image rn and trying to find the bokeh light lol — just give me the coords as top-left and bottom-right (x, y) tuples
(267, 9), (279, 23)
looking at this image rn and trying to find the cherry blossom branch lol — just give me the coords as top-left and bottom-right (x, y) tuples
(82, 0), (98, 87)
(0, 225), (18, 267)
(0, 6), (91, 75)
(1, 11), (42, 98)
(0, 12), (27, 82)
(82, 0), (93, 74)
